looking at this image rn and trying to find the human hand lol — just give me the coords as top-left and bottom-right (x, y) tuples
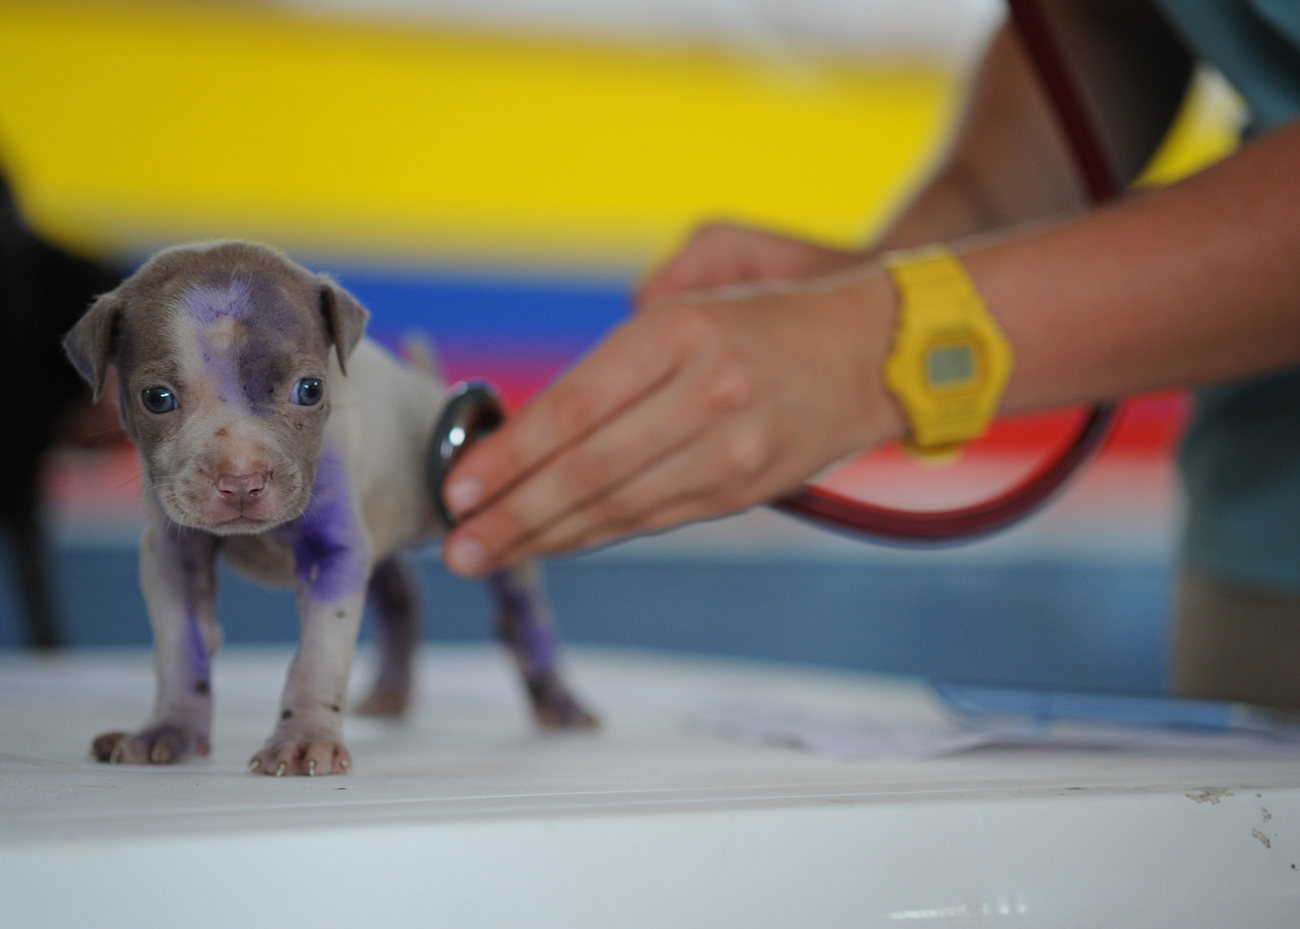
(637, 222), (866, 307)
(440, 267), (904, 577)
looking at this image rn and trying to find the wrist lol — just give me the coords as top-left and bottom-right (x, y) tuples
(827, 267), (909, 451)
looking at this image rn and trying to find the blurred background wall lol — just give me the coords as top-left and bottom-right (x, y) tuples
(0, 0), (1243, 692)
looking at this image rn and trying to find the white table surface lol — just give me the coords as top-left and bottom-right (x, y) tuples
(2, 646), (1297, 928)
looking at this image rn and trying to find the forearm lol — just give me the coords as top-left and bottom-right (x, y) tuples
(958, 120), (1300, 411)
(870, 24), (1087, 255)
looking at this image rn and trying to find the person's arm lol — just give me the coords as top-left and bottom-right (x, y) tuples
(436, 5), (1266, 578)
(439, 117), (1300, 578)
(974, 119), (1300, 414)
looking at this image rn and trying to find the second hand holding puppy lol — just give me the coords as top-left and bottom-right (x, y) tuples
(441, 261), (906, 577)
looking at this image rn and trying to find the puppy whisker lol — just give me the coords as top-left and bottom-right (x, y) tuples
(111, 473), (146, 493)
(85, 426), (128, 442)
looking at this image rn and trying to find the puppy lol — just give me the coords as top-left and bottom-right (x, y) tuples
(63, 242), (595, 776)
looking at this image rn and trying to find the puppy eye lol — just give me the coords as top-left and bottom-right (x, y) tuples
(292, 377), (323, 406)
(141, 386), (178, 414)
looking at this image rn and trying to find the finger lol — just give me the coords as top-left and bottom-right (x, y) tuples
(637, 251), (723, 308)
(547, 493), (739, 559)
(442, 309), (691, 522)
(636, 223), (756, 307)
(639, 232), (754, 309)
(499, 416), (780, 563)
(637, 224), (861, 308)
(444, 339), (750, 574)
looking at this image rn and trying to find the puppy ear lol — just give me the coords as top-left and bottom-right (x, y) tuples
(317, 275), (369, 376)
(63, 290), (123, 401)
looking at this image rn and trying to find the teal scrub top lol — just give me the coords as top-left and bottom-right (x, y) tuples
(1152, 0), (1300, 590)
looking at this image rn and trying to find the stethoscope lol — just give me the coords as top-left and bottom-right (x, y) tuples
(428, 0), (1123, 542)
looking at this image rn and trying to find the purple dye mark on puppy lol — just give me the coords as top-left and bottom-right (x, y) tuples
(488, 567), (596, 728)
(231, 271), (306, 414)
(183, 276), (254, 325)
(183, 279), (255, 405)
(489, 571), (558, 676)
(181, 271), (306, 415)
(237, 339), (288, 414)
(158, 519), (217, 685)
(287, 444), (367, 602)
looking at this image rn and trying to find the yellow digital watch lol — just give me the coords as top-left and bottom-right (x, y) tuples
(882, 245), (1013, 459)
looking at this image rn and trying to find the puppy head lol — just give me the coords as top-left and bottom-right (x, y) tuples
(64, 242), (368, 534)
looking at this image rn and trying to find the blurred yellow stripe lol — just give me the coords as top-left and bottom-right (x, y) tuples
(0, 1), (956, 267)
(0, 3), (1238, 269)
(1139, 68), (1241, 187)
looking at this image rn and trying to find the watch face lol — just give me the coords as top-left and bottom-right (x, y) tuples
(925, 340), (977, 391)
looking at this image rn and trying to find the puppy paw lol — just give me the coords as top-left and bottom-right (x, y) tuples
(354, 684), (410, 719)
(528, 676), (599, 730)
(91, 723), (210, 765)
(249, 735), (351, 777)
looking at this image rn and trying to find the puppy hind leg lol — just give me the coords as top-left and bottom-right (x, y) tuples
(489, 562), (597, 729)
(355, 554), (421, 718)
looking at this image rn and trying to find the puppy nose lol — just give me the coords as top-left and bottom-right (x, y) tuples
(215, 471), (267, 505)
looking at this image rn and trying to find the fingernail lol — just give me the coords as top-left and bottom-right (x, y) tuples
(446, 537), (485, 575)
(446, 478), (482, 515)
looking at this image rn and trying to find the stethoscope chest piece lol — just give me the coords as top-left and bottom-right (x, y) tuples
(426, 381), (506, 529)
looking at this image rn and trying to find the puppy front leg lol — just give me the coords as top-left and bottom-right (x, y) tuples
(92, 517), (220, 764)
(248, 589), (367, 776)
(250, 499), (372, 776)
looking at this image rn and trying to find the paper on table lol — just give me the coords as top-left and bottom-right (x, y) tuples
(695, 706), (1300, 762)
(697, 706), (994, 761)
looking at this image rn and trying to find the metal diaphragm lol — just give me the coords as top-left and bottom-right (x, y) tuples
(426, 381), (506, 529)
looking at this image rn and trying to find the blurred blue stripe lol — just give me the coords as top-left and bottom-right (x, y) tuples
(0, 543), (1171, 694)
(327, 266), (634, 342)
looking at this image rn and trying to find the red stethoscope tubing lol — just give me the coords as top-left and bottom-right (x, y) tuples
(773, 0), (1124, 542)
